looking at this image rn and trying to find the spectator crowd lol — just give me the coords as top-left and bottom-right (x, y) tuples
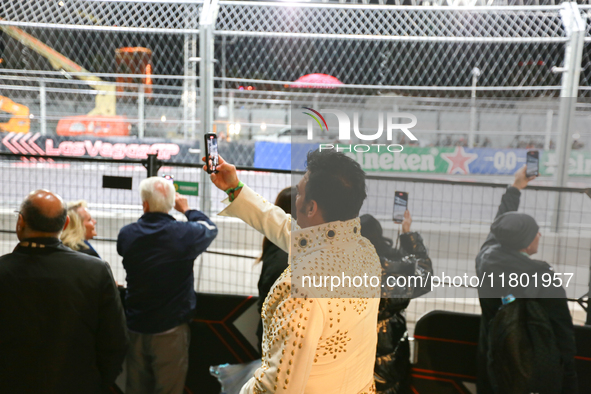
(0, 150), (579, 394)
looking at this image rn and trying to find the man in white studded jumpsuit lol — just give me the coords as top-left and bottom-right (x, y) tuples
(208, 150), (382, 394)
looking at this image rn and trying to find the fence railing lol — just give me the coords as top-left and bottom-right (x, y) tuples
(0, 152), (589, 329)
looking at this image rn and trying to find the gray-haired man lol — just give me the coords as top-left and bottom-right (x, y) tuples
(118, 176), (217, 394)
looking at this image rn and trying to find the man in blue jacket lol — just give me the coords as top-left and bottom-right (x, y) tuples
(118, 176), (218, 394)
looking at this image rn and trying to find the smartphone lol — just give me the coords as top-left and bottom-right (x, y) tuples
(392, 191), (408, 224)
(526, 150), (539, 178)
(204, 133), (219, 174)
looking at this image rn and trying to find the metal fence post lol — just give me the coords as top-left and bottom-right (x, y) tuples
(143, 153), (162, 177)
(469, 67), (480, 148)
(189, 34), (198, 140)
(229, 91), (235, 133)
(138, 84), (145, 139)
(544, 109), (553, 151)
(183, 33), (190, 140)
(552, 2), (585, 232)
(199, 0), (218, 216)
(39, 80), (46, 135)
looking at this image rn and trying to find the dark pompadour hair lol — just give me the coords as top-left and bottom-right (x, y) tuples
(305, 150), (367, 223)
(20, 198), (68, 233)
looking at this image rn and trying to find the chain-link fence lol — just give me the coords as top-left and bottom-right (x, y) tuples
(1, 153), (589, 332)
(1, 0), (201, 138)
(212, 2), (573, 148)
(2, 1), (591, 150)
(214, 3), (566, 96)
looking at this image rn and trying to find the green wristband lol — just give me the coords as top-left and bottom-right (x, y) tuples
(225, 181), (244, 202)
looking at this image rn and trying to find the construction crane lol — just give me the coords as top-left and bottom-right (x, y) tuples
(0, 95), (30, 134)
(0, 21), (130, 136)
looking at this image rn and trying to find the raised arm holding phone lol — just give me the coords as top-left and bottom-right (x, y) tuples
(475, 166), (577, 394)
(117, 177), (217, 394)
(205, 151), (383, 394)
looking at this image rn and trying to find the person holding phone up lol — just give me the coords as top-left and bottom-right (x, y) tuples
(361, 208), (433, 394)
(475, 166), (577, 394)
(206, 150), (382, 394)
(117, 177), (218, 394)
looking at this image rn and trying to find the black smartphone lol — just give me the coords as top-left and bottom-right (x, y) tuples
(204, 133), (219, 174)
(526, 150), (539, 178)
(392, 191), (408, 224)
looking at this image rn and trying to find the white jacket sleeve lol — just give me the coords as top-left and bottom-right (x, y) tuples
(218, 185), (292, 253)
(240, 294), (325, 394)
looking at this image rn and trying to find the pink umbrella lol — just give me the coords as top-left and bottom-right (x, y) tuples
(289, 73), (344, 89)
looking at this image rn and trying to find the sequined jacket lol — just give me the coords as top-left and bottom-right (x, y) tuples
(219, 185), (382, 394)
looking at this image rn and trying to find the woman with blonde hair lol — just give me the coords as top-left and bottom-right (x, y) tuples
(61, 201), (100, 258)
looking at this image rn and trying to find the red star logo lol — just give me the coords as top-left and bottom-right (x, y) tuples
(440, 147), (478, 175)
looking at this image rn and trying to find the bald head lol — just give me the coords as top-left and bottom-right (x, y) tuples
(17, 190), (68, 239)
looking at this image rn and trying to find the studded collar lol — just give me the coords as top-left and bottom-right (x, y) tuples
(291, 217), (362, 257)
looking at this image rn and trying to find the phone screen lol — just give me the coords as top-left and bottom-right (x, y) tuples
(526, 150), (539, 178)
(205, 133), (219, 174)
(392, 191), (408, 223)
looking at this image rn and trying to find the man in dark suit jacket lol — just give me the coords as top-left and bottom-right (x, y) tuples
(0, 189), (128, 394)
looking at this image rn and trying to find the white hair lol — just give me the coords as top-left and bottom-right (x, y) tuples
(140, 177), (175, 213)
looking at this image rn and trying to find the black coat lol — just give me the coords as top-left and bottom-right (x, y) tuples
(0, 237), (128, 394)
(256, 242), (289, 353)
(475, 187), (578, 394)
(375, 232), (433, 394)
(77, 244), (100, 258)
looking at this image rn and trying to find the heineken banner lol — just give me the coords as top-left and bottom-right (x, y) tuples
(345, 147), (523, 175)
(255, 142), (591, 176)
(541, 151), (591, 177)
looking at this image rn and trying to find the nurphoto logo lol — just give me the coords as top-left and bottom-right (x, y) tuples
(301, 107), (418, 153)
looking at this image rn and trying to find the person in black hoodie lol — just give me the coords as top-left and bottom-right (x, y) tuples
(475, 166), (578, 393)
(360, 212), (433, 394)
(255, 186), (295, 353)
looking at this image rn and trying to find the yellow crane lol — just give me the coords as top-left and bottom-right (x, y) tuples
(0, 95), (30, 133)
(0, 20), (130, 136)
